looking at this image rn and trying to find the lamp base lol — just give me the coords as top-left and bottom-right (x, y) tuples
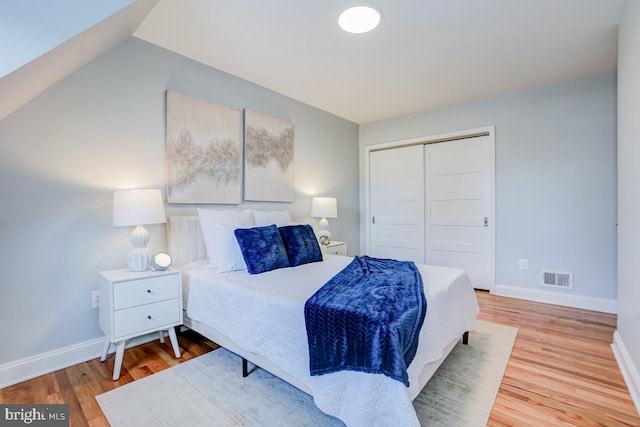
(128, 247), (152, 271)
(128, 225), (151, 271)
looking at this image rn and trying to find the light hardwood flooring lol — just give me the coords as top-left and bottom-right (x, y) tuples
(476, 291), (639, 426)
(1, 290), (638, 426)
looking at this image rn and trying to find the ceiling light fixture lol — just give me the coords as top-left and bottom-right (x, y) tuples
(338, 6), (380, 34)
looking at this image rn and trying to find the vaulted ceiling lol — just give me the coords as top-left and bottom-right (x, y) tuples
(1, 0), (625, 123)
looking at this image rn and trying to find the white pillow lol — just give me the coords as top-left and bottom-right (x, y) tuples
(253, 210), (292, 227)
(213, 222), (248, 272)
(197, 208), (254, 270)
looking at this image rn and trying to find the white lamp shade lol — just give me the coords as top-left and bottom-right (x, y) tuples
(310, 197), (338, 219)
(113, 189), (166, 227)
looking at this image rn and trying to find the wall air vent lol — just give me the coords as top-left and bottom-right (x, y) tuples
(541, 271), (573, 289)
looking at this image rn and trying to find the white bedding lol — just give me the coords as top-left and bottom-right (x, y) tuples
(181, 255), (479, 427)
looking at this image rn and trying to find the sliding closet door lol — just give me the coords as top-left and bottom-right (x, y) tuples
(369, 145), (425, 263)
(424, 136), (495, 290)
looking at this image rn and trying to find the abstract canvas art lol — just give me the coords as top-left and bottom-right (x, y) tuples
(244, 109), (295, 202)
(166, 91), (242, 204)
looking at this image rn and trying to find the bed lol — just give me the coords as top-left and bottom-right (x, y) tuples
(167, 215), (479, 427)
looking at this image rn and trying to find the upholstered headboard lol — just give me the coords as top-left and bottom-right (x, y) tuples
(167, 216), (207, 267)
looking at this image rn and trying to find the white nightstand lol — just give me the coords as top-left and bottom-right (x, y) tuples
(322, 240), (347, 256)
(99, 268), (183, 380)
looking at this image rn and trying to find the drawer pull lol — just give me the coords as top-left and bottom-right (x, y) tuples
(147, 315), (152, 320)
(147, 289), (151, 293)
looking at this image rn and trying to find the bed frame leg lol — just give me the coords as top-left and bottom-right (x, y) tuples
(462, 331), (469, 345)
(242, 357), (249, 377)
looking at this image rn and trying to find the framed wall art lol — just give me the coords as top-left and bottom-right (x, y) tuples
(166, 91), (242, 204)
(243, 109), (295, 202)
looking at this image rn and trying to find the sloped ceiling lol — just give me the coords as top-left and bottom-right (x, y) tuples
(0, 0), (158, 121)
(1, 0), (625, 124)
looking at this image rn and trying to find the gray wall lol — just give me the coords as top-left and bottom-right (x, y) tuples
(360, 72), (617, 302)
(617, 0), (640, 384)
(0, 37), (359, 365)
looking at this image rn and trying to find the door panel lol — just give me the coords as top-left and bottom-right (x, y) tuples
(425, 136), (495, 290)
(369, 145), (425, 263)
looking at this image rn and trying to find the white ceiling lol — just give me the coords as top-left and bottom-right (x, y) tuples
(135, 0), (623, 124)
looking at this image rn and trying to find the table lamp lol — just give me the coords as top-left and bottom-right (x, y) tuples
(310, 197), (337, 245)
(113, 189), (166, 271)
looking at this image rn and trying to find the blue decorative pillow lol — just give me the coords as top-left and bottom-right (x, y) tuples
(278, 224), (323, 267)
(234, 225), (290, 274)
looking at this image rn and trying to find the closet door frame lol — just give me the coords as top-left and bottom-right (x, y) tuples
(363, 125), (495, 291)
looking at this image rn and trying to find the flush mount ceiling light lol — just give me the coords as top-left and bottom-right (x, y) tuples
(338, 6), (380, 34)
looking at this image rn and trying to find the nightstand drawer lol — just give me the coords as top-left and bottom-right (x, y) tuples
(323, 241), (346, 256)
(114, 298), (181, 338)
(113, 274), (180, 310)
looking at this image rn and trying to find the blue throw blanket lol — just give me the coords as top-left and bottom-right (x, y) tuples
(304, 256), (427, 386)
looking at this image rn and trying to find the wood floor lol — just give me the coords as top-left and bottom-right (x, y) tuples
(1, 290), (638, 426)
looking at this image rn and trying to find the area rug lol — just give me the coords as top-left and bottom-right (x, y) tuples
(96, 320), (517, 426)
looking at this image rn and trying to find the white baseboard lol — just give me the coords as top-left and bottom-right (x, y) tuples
(612, 331), (640, 415)
(0, 333), (163, 389)
(493, 284), (617, 314)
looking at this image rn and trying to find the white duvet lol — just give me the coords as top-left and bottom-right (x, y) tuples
(181, 255), (479, 427)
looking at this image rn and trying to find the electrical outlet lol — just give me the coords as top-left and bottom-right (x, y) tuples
(91, 290), (100, 308)
(519, 259), (528, 270)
